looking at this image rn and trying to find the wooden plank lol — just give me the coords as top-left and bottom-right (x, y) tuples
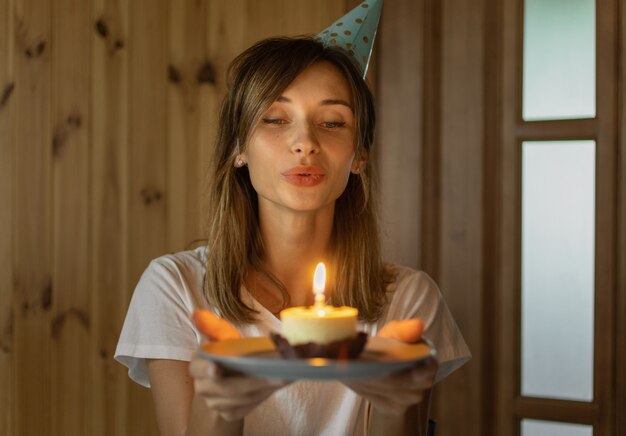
(167, 0), (210, 252)
(513, 397), (598, 425)
(420, 0), (442, 278)
(206, 0), (246, 75)
(435, 0), (485, 435)
(127, 0), (168, 433)
(91, 0), (130, 434)
(377, 0), (423, 270)
(481, 0), (503, 434)
(50, 0), (92, 434)
(514, 118), (597, 141)
(618, 0), (626, 431)
(12, 0), (53, 434)
(245, 0), (345, 46)
(618, 1), (626, 433)
(199, 0), (247, 241)
(0, 0), (15, 433)
(496, 0), (518, 434)
(594, 1), (618, 434)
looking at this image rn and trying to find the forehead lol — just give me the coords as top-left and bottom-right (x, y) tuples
(280, 61), (352, 102)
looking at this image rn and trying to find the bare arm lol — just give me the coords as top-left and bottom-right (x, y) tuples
(146, 359), (243, 436)
(145, 310), (289, 436)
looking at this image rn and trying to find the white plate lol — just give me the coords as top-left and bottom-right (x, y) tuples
(198, 336), (435, 381)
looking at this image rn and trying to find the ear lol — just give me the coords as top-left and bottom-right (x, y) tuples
(233, 153), (247, 168)
(351, 148), (368, 174)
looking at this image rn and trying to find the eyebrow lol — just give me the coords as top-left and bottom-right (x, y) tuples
(276, 95), (353, 109)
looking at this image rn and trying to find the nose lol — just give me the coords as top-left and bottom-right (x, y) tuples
(291, 122), (320, 155)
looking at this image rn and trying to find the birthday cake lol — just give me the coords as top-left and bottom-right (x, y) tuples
(271, 305), (367, 359)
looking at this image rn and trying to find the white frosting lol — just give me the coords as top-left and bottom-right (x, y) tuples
(280, 306), (358, 345)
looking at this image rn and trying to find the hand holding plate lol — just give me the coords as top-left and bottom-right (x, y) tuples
(190, 310), (291, 421)
(343, 318), (437, 415)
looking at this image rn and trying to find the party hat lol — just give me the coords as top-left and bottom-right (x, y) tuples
(315, 0), (383, 78)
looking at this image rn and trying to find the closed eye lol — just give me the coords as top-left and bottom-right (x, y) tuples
(262, 118), (288, 125)
(321, 121), (346, 129)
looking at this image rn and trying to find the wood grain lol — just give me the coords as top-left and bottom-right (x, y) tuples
(13, 0), (53, 433)
(377, 0), (424, 270)
(50, 0), (91, 434)
(126, 0), (168, 432)
(0, 0), (14, 433)
(618, 1), (626, 432)
(91, 0), (130, 434)
(496, 0), (518, 434)
(167, 0), (211, 252)
(435, 0), (485, 434)
(594, 0), (618, 433)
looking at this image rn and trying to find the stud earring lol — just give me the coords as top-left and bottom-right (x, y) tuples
(353, 167), (361, 174)
(234, 156), (245, 168)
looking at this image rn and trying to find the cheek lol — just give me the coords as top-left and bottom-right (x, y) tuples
(246, 161), (269, 193)
(245, 149), (278, 195)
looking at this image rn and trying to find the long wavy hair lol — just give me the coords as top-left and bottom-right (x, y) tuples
(203, 37), (394, 324)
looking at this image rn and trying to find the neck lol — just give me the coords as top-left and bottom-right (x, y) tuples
(254, 202), (335, 307)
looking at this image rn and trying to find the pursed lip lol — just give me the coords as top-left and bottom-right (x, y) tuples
(282, 166), (325, 176)
(281, 166), (325, 186)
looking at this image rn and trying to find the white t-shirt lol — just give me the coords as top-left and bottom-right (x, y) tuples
(115, 247), (471, 435)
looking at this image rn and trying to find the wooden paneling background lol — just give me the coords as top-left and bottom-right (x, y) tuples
(0, 1), (355, 435)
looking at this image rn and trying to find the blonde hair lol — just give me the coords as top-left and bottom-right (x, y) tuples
(204, 37), (394, 323)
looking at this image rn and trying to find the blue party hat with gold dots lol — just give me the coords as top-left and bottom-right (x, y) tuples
(315, 0), (383, 78)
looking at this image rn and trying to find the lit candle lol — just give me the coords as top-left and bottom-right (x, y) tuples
(279, 262), (359, 346)
(313, 262), (327, 316)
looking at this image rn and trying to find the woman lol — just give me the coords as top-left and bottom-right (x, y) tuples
(115, 37), (470, 435)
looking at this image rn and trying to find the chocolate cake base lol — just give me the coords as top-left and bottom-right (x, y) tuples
(270, 332), (368, 360)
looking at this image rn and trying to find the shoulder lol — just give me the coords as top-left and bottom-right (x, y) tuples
(384, 264), (472, 381)
(388, 264), (437, 293)
(115, 247), (209, 386)
(146, 246), (207, 277)
(385, 264), (441, 318)
(379, 264), (448, 335)
(131, 246), (209, 310)
(141, 246), (207, 289)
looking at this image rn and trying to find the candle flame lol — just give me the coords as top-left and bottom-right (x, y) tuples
(313, 262), (326, 295)
(313, 262), (326, 309)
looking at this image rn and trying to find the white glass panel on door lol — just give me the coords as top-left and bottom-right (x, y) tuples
(521, 419), (593, 436)
(523, 0), (595, 120)
(521, 141), (595, 401)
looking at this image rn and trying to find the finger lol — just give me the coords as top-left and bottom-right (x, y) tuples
(378, 319), (425, 343)
(193, 309), (241, 341)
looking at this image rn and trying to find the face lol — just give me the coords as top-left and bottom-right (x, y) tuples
(240, 61), (363, 216)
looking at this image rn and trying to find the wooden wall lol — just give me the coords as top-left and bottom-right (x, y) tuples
(0, 1), (350, 435)
(378, 0), (486, 433)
